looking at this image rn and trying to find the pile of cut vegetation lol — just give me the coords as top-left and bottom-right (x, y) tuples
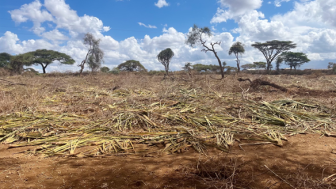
(1, 83), (335, 157)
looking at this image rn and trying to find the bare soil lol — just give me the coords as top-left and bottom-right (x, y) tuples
(1, 134), (336, 189)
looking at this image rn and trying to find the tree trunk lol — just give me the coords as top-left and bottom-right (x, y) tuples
(276, 63), (280, 72)
(42, 65), (47, 74)
(79, 61), (85, 75)
(266, 60), (272, 74)
(200, 39), (224, 79)
(235, 53), (240, 73)
(79, 50), (91, 76)
(163, 66), (169, 79)
(213, 51), (224, 79)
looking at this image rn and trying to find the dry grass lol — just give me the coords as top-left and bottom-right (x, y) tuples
(0, 72), (335, 157)
(1, 72), (336, 188)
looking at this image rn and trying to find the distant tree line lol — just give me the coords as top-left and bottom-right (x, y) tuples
(1, 28), (334, 77)
(0, 50), (75, 74)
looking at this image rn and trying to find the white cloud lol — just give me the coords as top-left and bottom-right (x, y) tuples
(138, 22), (157, 29)
(0, 32), (23, 54)
(307, 53), (323, 61)
(44, 0), (110, 37)
(8, 0), (53, 35)
(41, 29), (68, 42)
(235, 11), (291, 41)
(274, 0), (291, 7)
(9, 0), (111, 39)
(273, 0), (336, 28)
(155, 0), (169, 8)
(103, 26), (111, 32)
(230, 0), (336, 68)
(0, 31), (57, 55)
(211, 0), (262, 23)
(2, 0), (336, 72)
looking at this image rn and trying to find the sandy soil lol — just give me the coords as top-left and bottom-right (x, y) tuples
(1, 134), (336, 189)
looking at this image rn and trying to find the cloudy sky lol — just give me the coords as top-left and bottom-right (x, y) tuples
(0, 0), (335, 73)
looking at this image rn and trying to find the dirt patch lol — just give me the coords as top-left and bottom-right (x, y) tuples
(1, 134), (336, 189)
(288, 85), (336, 98)
(237, 77), (336, 98)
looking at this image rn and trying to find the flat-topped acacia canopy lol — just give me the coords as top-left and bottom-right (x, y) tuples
(25, 49), (75, 74)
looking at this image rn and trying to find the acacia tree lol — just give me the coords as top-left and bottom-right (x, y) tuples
(0, 52), (11, 68)
(186, 24), (225, 79)
(157, 48), (174, 77)
(281, 52), (310, 70)
(253, 62), (267, 69)
(275, 55), (284, 72)
(117, 60), (147, 72)
(241, 63), (255, 70)
(229, 42), (245, 73)
(79, 33), (104, 74)
(25, 49), (75, 74)
(251, 40), (296, 72)
(9, 53), (33, 74)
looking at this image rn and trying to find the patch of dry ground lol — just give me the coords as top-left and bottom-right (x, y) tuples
(1, 134), (336, 189)
(1, 73), (336, 188)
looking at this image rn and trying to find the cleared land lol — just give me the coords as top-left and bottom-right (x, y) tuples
(0, 73), (336, 188)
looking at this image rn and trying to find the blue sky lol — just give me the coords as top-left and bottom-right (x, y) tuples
(0, 0), (335, 72)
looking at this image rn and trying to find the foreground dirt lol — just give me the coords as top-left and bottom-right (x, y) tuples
(1, 134), (336, 189)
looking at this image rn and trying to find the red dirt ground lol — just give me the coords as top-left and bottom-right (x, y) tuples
(1, 134), (336, 189)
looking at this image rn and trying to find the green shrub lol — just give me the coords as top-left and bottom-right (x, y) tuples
(110, 67), (120, 75)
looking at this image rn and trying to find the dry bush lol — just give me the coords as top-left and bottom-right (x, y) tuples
(0, 68), (11, 77)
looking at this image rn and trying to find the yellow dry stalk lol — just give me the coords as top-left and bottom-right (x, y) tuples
(113, 139), (133, 151)
(3, 136), (18, 144)
(204, 116), (212, 126)
(264, 130), (285, 146)
(180, 106), (196, 113)
(140, 115), (158, 128)
(69, 139), (80, 154)
(216, 131), (234, 149)
(50, 138), (88, 154)
(97, 140), (119, 154)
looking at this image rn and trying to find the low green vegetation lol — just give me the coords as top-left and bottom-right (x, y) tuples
(117, 60), (147, 72)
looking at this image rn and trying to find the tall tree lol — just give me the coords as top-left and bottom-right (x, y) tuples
(281, 52), (310, 70)
(9, 53), (33, 74)
(182, 62), (193, 72)
(275, 55), (284, 72)
(328, 62), (336, 69)
(25, 49), (75, 74)
(229, 42), (245, 73)
(79, 33), (104, 74)
(157, 48), (174, 77)
(328, 62), (336, 74)
(251, 40), (296, 72)
(186, 24), (225, 79)
(117, 60), (147, 72)
(0, 52), (11, 68)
